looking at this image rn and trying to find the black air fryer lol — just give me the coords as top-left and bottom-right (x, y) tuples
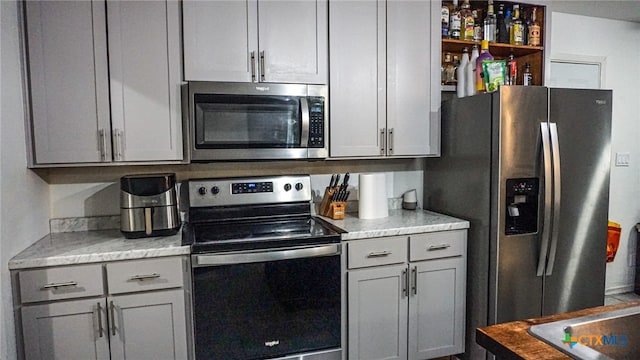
(120, 173), (180, 238)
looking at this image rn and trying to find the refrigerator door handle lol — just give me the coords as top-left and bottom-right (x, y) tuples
(546, 123), (562, 275)
(537, 122), (553, 277)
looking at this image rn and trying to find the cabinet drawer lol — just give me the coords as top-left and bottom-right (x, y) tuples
(106, 256), (184, 294)
(348, 236), (408, 269)
(409, 230), (467, 261)
(19, 264), (104, 303)
(409, 230), (466, 261)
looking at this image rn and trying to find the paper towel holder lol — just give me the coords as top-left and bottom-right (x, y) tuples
(402, 189), (418, 210)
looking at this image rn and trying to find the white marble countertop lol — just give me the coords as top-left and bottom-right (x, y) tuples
(319, 209), (469, 240)
(9, 209), (467, 270)
(9, 229), (188, 270)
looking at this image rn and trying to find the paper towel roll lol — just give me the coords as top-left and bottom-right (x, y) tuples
(358, 173), (389, 219)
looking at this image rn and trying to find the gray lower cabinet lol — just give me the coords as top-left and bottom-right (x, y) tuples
(346, 231), (466, 360)
(17, 257), (189, 360)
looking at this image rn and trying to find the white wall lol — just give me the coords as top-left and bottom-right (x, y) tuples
(0, 1), (50, 359)
(551, 12), (640, 293)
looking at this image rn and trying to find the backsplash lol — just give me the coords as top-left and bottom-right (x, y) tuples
(48, 169), (423, 220)
(49, 215), (120, 233)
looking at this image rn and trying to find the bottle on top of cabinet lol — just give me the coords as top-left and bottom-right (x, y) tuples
(510, 4), (524, 45)
(460, 0), (474, 41)
(456, 48), (469, 98)
(528, 7), (541, 46)
(466, 45), (479, 96)
(523, 63), (533, 86)
(449, 0), (461, 40)
(483, 0), (497, 43)
(475, 40), (493, 93)
(442, 3), (450, 38)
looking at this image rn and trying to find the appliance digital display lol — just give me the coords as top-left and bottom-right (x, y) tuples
(311, 106), (322, 112)
(232, 181), (273, 194)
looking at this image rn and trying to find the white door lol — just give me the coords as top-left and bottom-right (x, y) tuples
(21, 299), (110, 360)
(386, 0), (440, 157)
(26, 0), (111, 164)
(108, 290), (188, 360)
(347, 264), (408, 360)
(408, 257), (466, 360)
(107, 0), (183, 162)
(329, 0), (386, 157)
(183, 0), (259, 82)
(257, 0), (328, 84)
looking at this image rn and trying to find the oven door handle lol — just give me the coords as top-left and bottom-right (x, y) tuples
(192, 244), (341, 267)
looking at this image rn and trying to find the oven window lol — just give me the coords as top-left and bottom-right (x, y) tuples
(194, 94), (301, 148)
(192, 255), (341, 359)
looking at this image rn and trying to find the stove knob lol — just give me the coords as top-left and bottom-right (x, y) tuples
(211, 186), (220, 195)
(295, 182), (304, 191)
(284, 183), (292, 192)
(198, 187), (207, 196)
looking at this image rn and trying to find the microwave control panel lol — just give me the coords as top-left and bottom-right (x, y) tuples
(308, 97), (325, 148)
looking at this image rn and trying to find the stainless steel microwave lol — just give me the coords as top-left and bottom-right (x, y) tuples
(185, 82), (328, 161)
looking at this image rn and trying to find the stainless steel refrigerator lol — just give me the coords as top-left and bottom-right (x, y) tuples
(424, 86), (612, 359)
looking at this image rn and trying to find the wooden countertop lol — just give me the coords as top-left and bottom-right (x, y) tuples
(476, 301), (640, 359)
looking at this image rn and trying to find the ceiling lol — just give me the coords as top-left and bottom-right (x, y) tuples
(549, 0), (640, 24)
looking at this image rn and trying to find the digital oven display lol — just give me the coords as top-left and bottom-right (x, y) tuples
(231, 182), (274, 194)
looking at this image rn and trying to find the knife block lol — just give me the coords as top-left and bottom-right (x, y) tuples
(319, 187), (346, 219)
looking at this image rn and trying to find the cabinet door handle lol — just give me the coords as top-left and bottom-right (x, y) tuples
(259, 50), (266, 81)
(367, 251), (391, 258)
(250, 51), (256, 82)
(98, 129), (108, 161)
(388, 128), (394, 155)
(380, 128), (386, 155)
(109, 300), (116, 336)
(428, 244), (452, 251)
(129, 273), (161, 281)
(41, 281), (78, 290)
(96, 302), (104, 338)
(411, 266), (417, 295)
(401, 268), (408, 298)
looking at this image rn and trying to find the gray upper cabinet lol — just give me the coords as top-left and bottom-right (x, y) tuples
(183, 0), (328, 84)
(25, 0), (183, 166)
(26, 0), (110, 164)
(329, 0), (441, 158)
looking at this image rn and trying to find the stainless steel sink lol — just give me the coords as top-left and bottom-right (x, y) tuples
(528, 305), (640, 359)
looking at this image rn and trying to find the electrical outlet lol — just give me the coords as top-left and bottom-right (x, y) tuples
(615, 152), (630, 167)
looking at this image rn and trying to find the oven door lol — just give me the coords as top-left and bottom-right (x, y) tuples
(191, 244), (341, 360)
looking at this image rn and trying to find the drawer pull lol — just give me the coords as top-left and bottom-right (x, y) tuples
(41, 281), (78, 290)
(367, 251), (391, 258)
(428, 244), (452, 251)
(129, 273), (161, 281)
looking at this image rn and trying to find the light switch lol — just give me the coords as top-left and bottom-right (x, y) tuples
(615, 152), (630, 167)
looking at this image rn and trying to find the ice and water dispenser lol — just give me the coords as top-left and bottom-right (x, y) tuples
(505, 178), (539, 235)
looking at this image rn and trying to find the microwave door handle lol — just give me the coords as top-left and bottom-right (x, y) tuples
(300, 98), (310, 147)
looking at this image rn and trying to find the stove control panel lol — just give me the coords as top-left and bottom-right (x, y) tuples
(188, 175), (312, 207)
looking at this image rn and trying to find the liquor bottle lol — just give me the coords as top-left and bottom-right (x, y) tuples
(483, 0), (497, 43)
(510, 4), (524, 45)
(449, 0), (461, 40)
(506, 54), (517, 85)
(467, 44), (479, 96)
(456, 49), (468, 98)
(473, 9), (483, 42)
(496, 4), (508, 43)
(528, 7), (541, 46)
(475, 40), (494, 92)
(504, 8), (513, 44)
(461, 0), (474, 41)
(523, 63), (533, 86)
(441, 3), (450, 38)
(443, 52), (457, 85)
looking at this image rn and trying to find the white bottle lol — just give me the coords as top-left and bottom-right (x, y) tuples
(466, 44), (479, 96)
(456, 48), (469, 98)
